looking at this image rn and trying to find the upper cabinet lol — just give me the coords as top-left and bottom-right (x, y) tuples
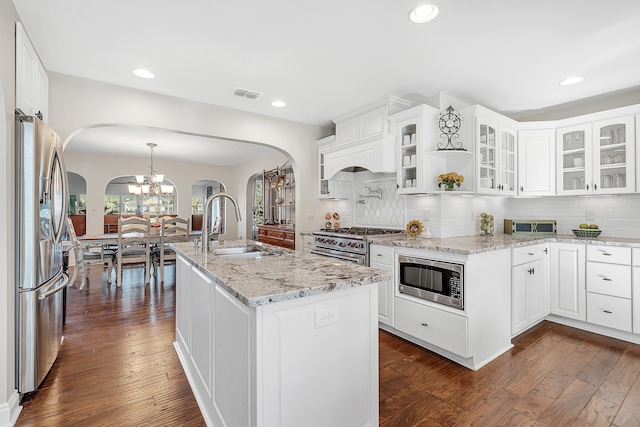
(462, 106), (517, 196)
(15, 22), (48, 122)
(389, 104), (474, 194)
(317, 136), (352, 199)
(557, 115), (635, 195)
(333, 96), (411, 145)
(517, 128), (556, 196)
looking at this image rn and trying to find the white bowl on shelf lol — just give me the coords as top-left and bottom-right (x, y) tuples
(573, 158), (585, 167)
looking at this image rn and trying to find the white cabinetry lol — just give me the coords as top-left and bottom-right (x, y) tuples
(15, 22), (48, 121)
(462, 106), (517, 195)
(175, 254), (379, 427)
(301, 234), (314, 253)
(633, 248), (640, 334)
(550, 243), (586, 321)
(389, 104), (474, 194)
(586, 245), (632, 332)
(511, 244), (550, 336)
(333, 96), (410, 145)
(387, 247), (512, 370)
(557, 116), (635, 195)
(517, 128), (556, 196)
(369, 244), (394, 326)
(317, 136), (352, 199)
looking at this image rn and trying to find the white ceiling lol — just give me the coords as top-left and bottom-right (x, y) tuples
(12, 0), (640, 164)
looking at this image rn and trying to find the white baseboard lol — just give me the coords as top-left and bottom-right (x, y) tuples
(0, 390), (22, 427)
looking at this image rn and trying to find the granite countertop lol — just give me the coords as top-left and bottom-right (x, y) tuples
(368, 233), (640, 255)
(170, 240), (391, 308)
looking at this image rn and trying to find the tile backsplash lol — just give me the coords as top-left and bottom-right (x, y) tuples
(318, 182), (640, 238)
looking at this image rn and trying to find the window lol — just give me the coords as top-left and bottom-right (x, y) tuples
(68, 194), (87, 215)
(104, 194), (175, 215)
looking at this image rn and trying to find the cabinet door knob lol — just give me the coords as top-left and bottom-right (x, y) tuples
(528, 252), (534, 256)
(586, 184), (590, 190)
(520, 186), (524, 192)
(421, 322), (429, 327)
(544, 248), (548, 254)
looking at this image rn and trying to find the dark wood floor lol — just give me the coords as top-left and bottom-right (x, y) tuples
(16, 264), (640, 426)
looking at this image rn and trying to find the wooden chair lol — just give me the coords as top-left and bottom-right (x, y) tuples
(66, 218), (113, 289)
(153, 217), (190, 284)
(115, 216), (151, 286)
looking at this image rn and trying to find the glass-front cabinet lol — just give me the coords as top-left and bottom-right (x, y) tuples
(476, 117), (517, 196)
(557, 116), (635, 195)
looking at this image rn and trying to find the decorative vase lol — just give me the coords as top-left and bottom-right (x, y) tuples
(444, 183), (454, 191)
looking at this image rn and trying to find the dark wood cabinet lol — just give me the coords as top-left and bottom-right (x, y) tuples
(258, 225), (295, 250)
(69, 214), (86, 236)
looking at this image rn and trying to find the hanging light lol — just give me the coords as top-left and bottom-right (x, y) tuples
(129, 143), (174, 197)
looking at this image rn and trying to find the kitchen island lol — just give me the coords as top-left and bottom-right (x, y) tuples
(170, 240), (391, 427)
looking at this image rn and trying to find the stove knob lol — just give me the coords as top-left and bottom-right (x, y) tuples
(339, 242), (346, 247)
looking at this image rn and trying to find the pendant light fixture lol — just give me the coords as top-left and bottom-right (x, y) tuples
(128, 143), (174, 197)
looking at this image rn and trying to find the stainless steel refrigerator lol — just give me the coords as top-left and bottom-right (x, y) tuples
(15, 112), (69, 394)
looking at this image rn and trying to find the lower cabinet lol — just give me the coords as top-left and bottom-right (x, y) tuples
(369, 244), (394, 327)
(634, 248), (640, 333)
(511, 244), (549, 336)
(175, 254), (379, 427)
(395, 297), (468, 357)
(257, 225), (295, 250)
(586, 245), (632, 332)
(550, 243), (586, 321)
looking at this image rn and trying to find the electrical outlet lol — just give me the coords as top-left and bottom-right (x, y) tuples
(315, 306), (339, 328)
(307, 210), (315, 219)
(585, 210), (595, 220)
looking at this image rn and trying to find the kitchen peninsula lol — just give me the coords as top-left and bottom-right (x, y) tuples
(171, 240), (390, 427)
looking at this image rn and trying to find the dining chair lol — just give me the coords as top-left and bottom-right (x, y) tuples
(115, 216), (151, 286)
(153, 217), (190, 284)
(66, 218), (114, 289)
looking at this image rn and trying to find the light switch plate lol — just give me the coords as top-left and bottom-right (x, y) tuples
(307, 210), (315, 219)
(585, 210), (595, 220)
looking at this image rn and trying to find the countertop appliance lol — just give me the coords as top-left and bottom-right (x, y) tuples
(311, 227), (404, 265)
(504, 219), (557, 235)
(398, 256), (464, 310)
(15, 112), (70, 394)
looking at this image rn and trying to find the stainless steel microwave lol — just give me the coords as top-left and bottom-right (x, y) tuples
(504, 219), (557, 235)
(398, 256), (464, 310)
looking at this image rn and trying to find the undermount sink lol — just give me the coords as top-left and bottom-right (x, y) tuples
(213, 246), (278, 258)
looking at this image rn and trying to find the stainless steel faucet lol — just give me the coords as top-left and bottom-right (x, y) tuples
(202, 192), (242, 252)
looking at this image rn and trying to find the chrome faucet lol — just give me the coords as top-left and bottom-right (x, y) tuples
(202, 192), (242, 252)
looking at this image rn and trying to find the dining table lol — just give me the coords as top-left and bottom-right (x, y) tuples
(78, 230), (202, 246)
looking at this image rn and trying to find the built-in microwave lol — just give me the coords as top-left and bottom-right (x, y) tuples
(398, 256), (464, 310)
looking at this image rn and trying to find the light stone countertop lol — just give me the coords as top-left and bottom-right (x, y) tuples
(368, 233), (640, 255)
(170, 240), (392, 308)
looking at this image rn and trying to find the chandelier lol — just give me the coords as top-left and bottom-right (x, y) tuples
(128, 143), (174, 197)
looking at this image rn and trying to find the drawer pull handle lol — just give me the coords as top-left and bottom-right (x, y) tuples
(377, 254), (382, 257)
(528, 252), (534, 256)
(421, 322), (429, 327)
(599, 251), (612, 256)
(602, 277), (612, 282)
(603, 310), (613, 314)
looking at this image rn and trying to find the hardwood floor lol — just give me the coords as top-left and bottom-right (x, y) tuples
(16, 264), (640, 426)
(16, 265), (206, 427)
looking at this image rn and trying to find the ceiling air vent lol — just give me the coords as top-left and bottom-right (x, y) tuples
(233, 87), (263, 100)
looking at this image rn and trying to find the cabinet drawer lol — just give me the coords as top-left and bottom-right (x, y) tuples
(369, 245), (394, 265)
(587, 292), (632, 332)
(633, 248), (640, 267)
(587, 245), (631, 265)
(266, 229), (284, 239)
(586, 262), (631, 298)
(512, 244), (546, 265)
(395, 297), (468, 357)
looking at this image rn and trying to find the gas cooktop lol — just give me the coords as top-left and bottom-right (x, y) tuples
(317, 227), (405, 236)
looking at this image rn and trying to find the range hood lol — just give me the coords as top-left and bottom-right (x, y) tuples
(321, 133), (397, 180)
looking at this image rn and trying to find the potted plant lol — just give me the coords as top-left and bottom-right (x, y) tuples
(438, 172), (464, 191)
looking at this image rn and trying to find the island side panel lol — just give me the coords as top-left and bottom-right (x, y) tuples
(258, 284), (379, 427)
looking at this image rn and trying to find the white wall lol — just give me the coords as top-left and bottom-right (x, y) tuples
(0, 0), (22, 423)
(48, 73), (330, 240)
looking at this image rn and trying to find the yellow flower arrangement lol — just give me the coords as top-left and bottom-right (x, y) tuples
(438, 172), (464, 190)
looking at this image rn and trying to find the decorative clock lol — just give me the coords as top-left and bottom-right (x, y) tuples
(436, 105), (466, 150)
(406, 219), (423, 239)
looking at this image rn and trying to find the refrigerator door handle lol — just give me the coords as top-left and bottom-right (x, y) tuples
(38, 271), (69, 300)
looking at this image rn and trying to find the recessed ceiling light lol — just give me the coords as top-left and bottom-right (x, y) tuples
(409, 4), (439, 23)
(559, 76), (584, 86)
(272, 100), (287, 108)
(133, 69), (155, 79)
